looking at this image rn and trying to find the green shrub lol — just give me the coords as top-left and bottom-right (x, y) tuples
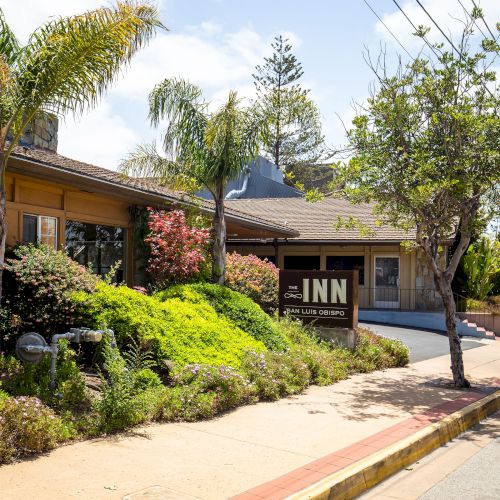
(95, 338), (164, 433)
(74, 283), (265, 368)
(272, 317), (408, 384)
(160, 363), (255, 421)
(294, 345), (351, 385)
(0, 355), (22, 387)
(2, 245), (98, 343)
(460, 237), (500, 300)
(0, 396), (73, 463)
(354, 328), (409, 371)
(241, 350), (310, 401)
(0, 389), (8, 403)
(3, 341), (90, 411)
(133, 368), (163, 391)
(225, 252), (279, 312)
(158, 283), (288, 351)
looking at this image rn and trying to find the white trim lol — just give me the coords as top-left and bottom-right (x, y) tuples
(24, 213), (58, 249)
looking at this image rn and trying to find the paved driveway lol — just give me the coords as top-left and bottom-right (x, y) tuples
(360, 322), (487, 363)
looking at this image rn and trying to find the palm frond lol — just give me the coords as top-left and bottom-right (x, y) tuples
(204, 91), (261, 185)
(121, 142), (180, 178)
(0, 8), (21, 65)
(14, 1), (164, 124)
(149, 77), (207, 156)
(120, 141), (200, 191)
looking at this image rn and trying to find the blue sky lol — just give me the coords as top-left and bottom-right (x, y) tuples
(3, 0), (500, 169)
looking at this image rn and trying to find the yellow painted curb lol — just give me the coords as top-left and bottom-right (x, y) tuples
(286, 390), (500, 500)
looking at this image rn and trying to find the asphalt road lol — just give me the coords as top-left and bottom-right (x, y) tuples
(419, 437), (500, 499)
(360, 322), (487, 363)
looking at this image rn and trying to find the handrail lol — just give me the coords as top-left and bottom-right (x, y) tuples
(453, 292), (499, 335)
(357, 287), (443, 311)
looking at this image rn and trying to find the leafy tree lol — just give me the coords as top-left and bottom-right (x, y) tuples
(460, 237), (500, 301)
(121, 79), (264, 284)
(253, 35), (325, 186)
(0, 1), (163, 297)
(339, 24), (500, 387)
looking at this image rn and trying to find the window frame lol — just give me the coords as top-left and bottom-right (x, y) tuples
(64, 219), (127, 283)
(23, 213), (58, 249)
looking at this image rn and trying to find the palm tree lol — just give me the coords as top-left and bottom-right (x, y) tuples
(121, 78), (265, 284)
(0, 1), (164, 297)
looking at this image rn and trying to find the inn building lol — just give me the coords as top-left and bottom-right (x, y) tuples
(5, 116), (442, 313)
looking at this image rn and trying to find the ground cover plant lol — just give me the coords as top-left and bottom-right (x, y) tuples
(0, 245), (409, 465)
(73, 282), (266, 368)
(156, 283), (288, 351)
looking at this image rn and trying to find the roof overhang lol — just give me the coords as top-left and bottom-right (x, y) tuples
(8, 153), (299, 239)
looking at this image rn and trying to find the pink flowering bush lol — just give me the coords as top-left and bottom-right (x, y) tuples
(146, 208), (210, 288)
(3, 244), (98, 343)
(160, 363), (256, 421)
(225, 253), (279, 313)
(0, 396), (73, 463)
(241, 349), (310, 401)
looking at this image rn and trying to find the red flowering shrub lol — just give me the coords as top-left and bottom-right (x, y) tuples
(146, 209), (210, 288)
(225, 253), (279, 313)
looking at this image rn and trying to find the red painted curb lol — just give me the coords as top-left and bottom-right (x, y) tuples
(232, 385), (499, 500)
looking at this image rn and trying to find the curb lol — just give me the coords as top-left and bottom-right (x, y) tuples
(286, 389), (500, 500)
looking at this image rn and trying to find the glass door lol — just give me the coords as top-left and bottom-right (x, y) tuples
(374, 256), (400, 308)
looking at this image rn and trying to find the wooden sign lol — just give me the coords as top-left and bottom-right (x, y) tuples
(279, 270), (358, 328)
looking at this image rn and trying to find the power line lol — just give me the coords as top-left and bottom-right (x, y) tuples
(457, 0), (488, 39)
(391, 0), (442, 60)
(415, 0), (495, 98)
(458, 0), (498, 69)
(415, 0), (463, 57)
(362, 0), (414, 60)
(470, 0), (497, 41)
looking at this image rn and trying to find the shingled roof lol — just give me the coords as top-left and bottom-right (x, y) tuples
(9, 146), (299, 238)
(225, 197), (415, 242)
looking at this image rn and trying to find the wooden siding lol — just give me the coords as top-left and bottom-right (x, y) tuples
(5, 172), (134, 285)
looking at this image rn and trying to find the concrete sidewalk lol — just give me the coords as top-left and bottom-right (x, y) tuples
(1, 340), (499, 500)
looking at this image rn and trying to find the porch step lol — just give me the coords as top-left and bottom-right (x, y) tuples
(457, 317), (495, 339)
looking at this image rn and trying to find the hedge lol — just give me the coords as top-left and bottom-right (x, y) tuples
(73, 283), (265, 368)
(156, 283), (289, 351)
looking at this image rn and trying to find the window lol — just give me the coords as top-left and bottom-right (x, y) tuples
(284, 255), (320, 270)
(65, 221), (126, 283)
(326, 255), (365, 285)
(23, 214), (58, 248)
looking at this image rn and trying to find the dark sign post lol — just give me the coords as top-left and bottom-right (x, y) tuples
(279, 270), (358, 329)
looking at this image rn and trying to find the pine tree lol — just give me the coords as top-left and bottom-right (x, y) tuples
(253, 36), (326, 187)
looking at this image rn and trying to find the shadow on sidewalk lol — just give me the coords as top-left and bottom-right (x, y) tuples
(327, 369), (499, 422)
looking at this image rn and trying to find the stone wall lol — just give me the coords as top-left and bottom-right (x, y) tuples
(415, 248), (443, 310)
(18, 114), (58, 152)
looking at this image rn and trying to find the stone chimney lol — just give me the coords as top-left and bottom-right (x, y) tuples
(17, 114), (58, 153)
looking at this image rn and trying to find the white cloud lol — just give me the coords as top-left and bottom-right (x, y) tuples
(2, 1), (303, 167)
(112, 26), (272, 102)
(57, 100), (138, 170)
(2, 0), (109, 43)
(187, 20), (223, 36)
(376, 0), (500, 52)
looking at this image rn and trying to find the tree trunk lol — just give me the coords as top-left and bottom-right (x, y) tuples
(436, 274), (470, 388)
(0, 152), (7, 301)
(0, 151), (7, 353)
(211, 186), (226, 285)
